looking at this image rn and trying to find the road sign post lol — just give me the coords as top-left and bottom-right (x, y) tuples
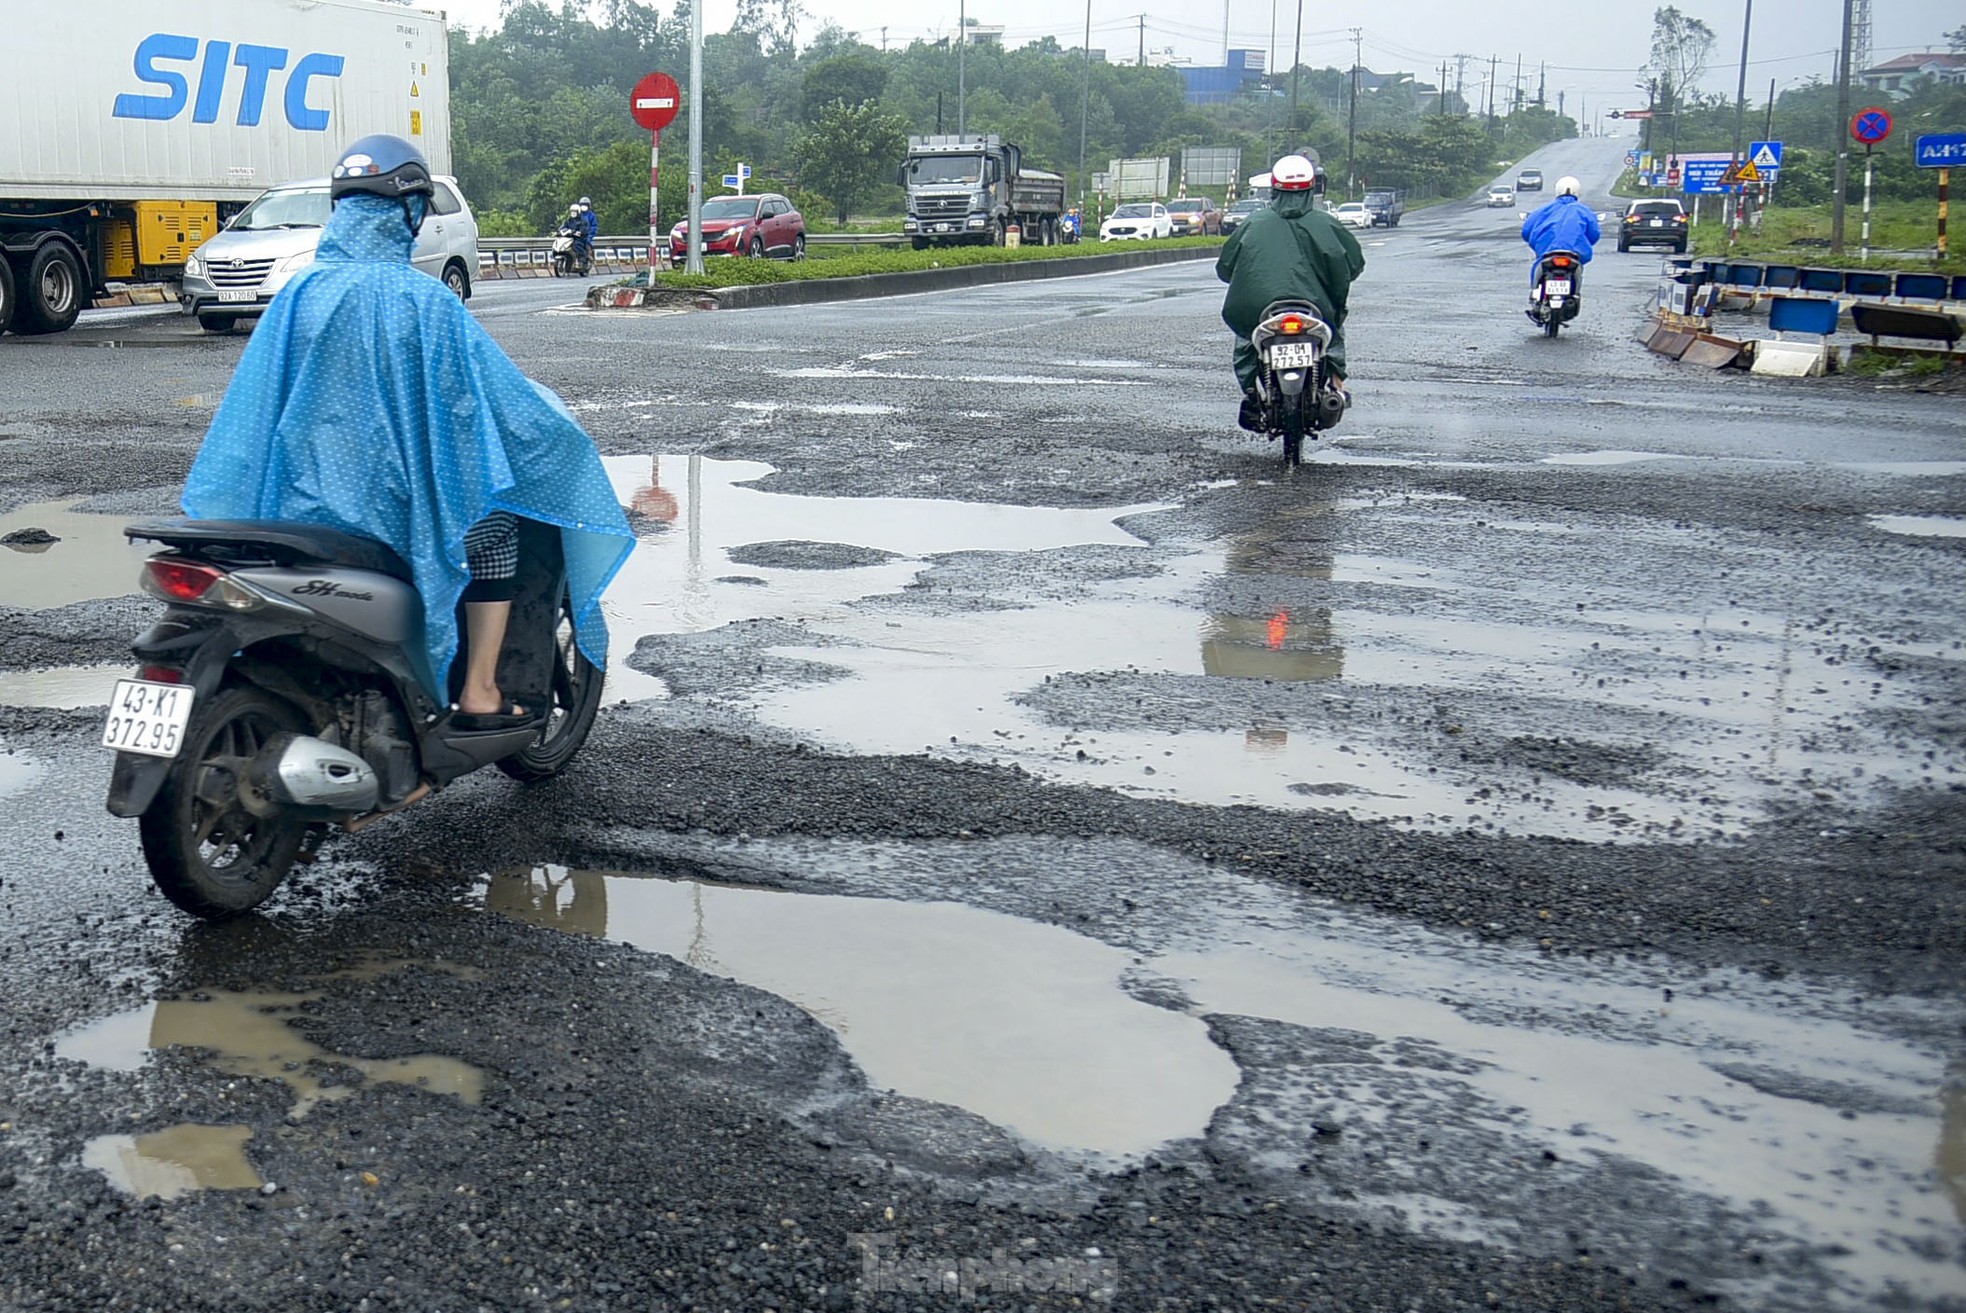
(1849, 110), (1893, 264)
(1915, 134), (1966, 258)
(630, 72), (681, 271)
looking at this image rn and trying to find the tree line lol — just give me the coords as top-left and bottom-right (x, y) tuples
(450, 1), (1575, 237)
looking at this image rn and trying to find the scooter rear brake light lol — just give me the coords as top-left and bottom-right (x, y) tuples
(1551, 255), (1574, 268)
(142, 559), (223, 601)
(138, 665), (184, 684)
(1279, 316), (1305, 335)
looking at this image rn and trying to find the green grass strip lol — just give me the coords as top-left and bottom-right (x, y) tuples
(634, 237), (1225, 290)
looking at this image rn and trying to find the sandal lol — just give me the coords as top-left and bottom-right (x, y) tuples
(450, 700), (534, 732)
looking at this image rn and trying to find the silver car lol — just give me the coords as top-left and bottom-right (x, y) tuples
(180, 176), (479, 333)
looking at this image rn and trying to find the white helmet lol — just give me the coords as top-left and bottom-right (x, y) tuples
(1556, 176), (1581, 198)
(1271, 155), (1318, 191)
(568, 203), (582, 216)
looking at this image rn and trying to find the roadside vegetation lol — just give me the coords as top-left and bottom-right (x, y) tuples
(451, 2), (1574, 240)
(637, 237), (1224, 289)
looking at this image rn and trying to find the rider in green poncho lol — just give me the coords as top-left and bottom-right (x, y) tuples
(1217, 154), (1366, 431)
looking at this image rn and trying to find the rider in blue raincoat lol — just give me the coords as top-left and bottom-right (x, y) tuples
(1519, 175), (1600, 285)
(182, 135), (633, 726)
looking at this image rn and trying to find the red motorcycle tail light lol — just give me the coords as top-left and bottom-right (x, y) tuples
(143, 558), (224, 601)
(139, 665), (184, 684)
(1280, 316), (1305, 335)
(1551, 255), (1574, 268)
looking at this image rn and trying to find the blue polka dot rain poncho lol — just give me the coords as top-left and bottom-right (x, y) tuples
(182, 193), (634, 698)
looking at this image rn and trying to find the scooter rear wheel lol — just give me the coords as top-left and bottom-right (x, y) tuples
(1278, 390), (1309, 467)
(1543, 316), (1561, 338)
(139, 686), (310, 920)
(498, 594), (604, 782)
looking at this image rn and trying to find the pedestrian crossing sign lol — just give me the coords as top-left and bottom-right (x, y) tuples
(1747, 140), (1784, 172)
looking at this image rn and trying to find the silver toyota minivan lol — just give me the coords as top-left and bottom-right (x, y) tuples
(180, 176), (480, 332)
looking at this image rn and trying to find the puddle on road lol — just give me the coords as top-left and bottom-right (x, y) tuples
(0, 664), (126, 708)
(1837, 461), (1966, 478)
(484, 865), (1239, 1158)
(597, 458), (1959, 839)
(1539, 450), (1674, 466)
(82, 1124), (262, 1200)
(57, 986), (484, 1120)
(0, 750), (39, 799)
(484, 844), (1964, 1305)
(0, 500), (151, 609)
(1869, 514), (1966, 540)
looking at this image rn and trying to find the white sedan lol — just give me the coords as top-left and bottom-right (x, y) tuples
(1331, 202), (1374, 229)
(1100, 202), (1172, 241)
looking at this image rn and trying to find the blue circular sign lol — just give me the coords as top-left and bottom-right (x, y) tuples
(1851, 107), (1893, 145)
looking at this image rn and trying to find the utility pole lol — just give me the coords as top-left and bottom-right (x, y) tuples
(1138, 14), (1146, 67)
(1289, 0), (1303, 154)
(1727, 0), (1754, 246)
(1486, 54), (1497, 125)
(880, 26), (887, 53)
(1832, 0), (1854, 253)
(957, 0), (966, 135)
(1512, 53), (1522, 116)
(1439, 61), (1450, 115)
(1078, 0), (1091, 209)
(1536, 61), (1546, 110)
(1347, 27), (1361, 196)
(1454, 53), (1470, 113)
(685, 0), (703, 273)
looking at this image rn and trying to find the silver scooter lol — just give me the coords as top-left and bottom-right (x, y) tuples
(103, 517), (603, 919)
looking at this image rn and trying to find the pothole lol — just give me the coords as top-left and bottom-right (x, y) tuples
(0, 501), (151, 609)
(483, 864), (1239, 1158)
(81, 1124), (262, 1200)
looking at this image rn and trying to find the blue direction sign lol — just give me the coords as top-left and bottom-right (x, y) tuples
(1682, 160), (1733, 194)
(1747, 140), (1783, 173)
(1915, 132), (1966, 168)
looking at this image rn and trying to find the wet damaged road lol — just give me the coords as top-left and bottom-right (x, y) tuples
(2, 136), (1963, 1311)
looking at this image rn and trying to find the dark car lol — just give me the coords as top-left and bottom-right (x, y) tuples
(669, 192), (806, 266)
(1165, 196), (1222, 236)
(1618, 198), (1688, 253)
(1219, 197), (1266, 235)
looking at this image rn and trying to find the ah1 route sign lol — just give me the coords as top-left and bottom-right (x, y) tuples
(1915, 133), (1966, 168)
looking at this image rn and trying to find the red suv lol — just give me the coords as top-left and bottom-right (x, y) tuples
(669, 193), (806, 266)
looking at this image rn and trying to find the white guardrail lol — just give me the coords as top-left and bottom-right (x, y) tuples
(475, 233), (906, 278)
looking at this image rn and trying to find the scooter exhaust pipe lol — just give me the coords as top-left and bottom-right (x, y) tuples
(246, 734), (379, 817)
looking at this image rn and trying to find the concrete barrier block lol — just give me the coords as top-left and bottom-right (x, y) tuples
(1749, 340), (1826, 377)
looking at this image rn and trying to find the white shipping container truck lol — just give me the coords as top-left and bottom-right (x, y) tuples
(1, 0), (450, 335)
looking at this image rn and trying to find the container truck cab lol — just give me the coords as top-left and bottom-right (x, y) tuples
(900, 134), (1066, 248)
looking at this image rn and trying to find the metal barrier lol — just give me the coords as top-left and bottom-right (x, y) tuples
(475, 232), (907, 279)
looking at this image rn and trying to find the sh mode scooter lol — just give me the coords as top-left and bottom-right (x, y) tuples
(1248, 300), (1350, 467)
(103, 517), (603, 920)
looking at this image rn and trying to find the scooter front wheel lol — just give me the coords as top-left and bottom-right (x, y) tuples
(139, 686), (310, 920)
(498, 594), (605, 782)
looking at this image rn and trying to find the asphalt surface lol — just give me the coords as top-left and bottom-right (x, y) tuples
(1, 135), (1962, 1312)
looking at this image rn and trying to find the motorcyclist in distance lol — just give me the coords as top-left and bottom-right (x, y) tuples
(1216, 154), (1365, 432)
(1520, 175), (1600, 313)
(577, 196), (599, 255)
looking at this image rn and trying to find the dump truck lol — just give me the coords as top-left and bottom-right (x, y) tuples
(900, 135), (1068, 248)
(1, 0), (451, 336)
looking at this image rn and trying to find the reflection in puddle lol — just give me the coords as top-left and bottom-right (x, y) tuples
(485, 865), (1239, 1158)
(1869, 514), (1966, 540)
(57, 987), (483, 1119)
(0, 500), (152, 608)
(82, 1124), (261, 1200)
(1200, 611), (1342, 681)
(0, 664), (125, 708)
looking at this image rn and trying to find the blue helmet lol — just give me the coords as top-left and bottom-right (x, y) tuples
(330, 134), (433, 235)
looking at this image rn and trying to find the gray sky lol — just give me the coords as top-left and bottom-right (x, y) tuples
(434, 0), (1958, 112)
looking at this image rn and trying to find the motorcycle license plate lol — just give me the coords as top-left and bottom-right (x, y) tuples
(1269, 342), (1316, 369)
(216, 290), (258, 303)
(102, 679), (195, 759)
(1544, 279), (1572, 296)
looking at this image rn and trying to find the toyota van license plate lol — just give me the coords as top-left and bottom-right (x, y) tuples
(217, 290), (258, 303)
(102, 680), (195, 759)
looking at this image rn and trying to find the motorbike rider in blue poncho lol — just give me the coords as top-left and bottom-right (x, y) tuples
(1519, 175), (1600, 296)
(182, 134), (633, 729)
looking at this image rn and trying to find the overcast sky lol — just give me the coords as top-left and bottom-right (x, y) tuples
(433, 0), (1958, 117)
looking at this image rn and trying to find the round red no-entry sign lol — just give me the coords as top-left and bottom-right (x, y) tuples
(1850, 107), (1893, 145)
(630, 72), (680, 133)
